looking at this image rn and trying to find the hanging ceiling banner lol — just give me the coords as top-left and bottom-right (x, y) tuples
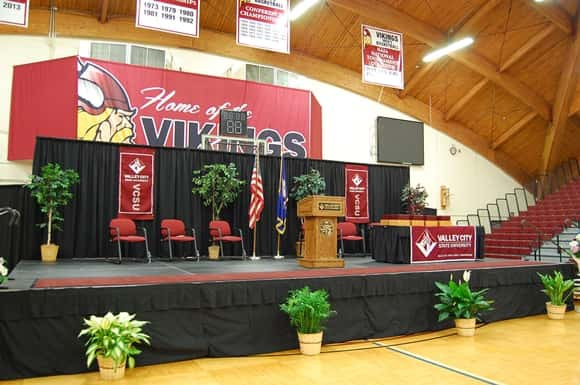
(361, 24), (404, 90)
(236, 0), (290, 54)
(0, 0), (29, 27)
(136, 0), (200, 38)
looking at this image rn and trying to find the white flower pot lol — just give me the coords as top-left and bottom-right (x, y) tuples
(454, 318), (476, 337)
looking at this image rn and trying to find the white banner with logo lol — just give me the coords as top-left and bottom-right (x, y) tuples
(0, 0), (29, 27)
(136, 0), (200, 38)
(361, 24), (404, 89)
(236, 0), (290, 54)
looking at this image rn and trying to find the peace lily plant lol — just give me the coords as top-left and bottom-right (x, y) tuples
(434, 270), (494, 336)
(78, 312), (150, 379)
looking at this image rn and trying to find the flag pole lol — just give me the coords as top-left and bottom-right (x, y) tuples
(274, 150), (285, 260)
(250, 146), (260, 260)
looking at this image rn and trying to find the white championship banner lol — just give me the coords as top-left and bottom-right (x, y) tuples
(136, 0), (200, 38)
(362, 24), (404, 90)
(0, 0), (29, 27)
(236, 0), (290, 54)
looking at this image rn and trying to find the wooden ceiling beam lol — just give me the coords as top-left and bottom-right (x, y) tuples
(569, 92), (580, 117)
(499, 24), (556, 72)
(401, 0), (501, 97)
(0, 9), (531, 184)
(541, 10), (580, 174)
(529, 2), (573, 35)
(328, 0), (552, 121)
(99, 0), (110, 24)
(492, 112), (537, 150)
(446, 78), (488, 121)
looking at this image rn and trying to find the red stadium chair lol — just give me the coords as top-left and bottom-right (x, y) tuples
(337, 221), (366, 258)
(209, 220), (247, 260)
(109, 218), (151, 264)
(160, 219), (200, 262)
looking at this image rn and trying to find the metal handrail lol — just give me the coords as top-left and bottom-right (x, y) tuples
(521, 218), (577, 262)
(0, 207), (20, 226)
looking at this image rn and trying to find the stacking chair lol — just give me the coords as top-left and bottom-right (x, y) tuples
(337, 221), (366, 258)
(209, 220), (247, 260)
(160, 219), (200, 261)
(109, 218), (152, 264)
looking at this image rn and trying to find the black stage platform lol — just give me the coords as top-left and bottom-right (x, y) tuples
(0, 257), (575, 379)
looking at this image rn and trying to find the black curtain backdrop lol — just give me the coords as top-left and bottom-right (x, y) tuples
(1, 137), (409, 261)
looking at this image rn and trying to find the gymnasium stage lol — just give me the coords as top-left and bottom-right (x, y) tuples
(0, 256), (574, 379)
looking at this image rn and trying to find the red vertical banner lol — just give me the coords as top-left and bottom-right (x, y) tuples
(345, 164), (369, 223)
(118, 147), (155, 220)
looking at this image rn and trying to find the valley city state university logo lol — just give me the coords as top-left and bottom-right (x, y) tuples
(319, 220), (334, 236)
(352, 173), (363, 186)
(129, 158), (146, 174)
(416, 229), (437, 258)
(77, 59), (137, 144)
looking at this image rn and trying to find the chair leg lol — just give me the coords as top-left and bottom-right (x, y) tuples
(238, 228), (247, 260)
(361, 228), (367, 255)
(143, 228), (152, 264)
(192, 228), (200, 262)
(219, 239), (224, 259)
(339, 229), (344, 258)
(116, 238), (123, 264)
(168, 238), (174, 260)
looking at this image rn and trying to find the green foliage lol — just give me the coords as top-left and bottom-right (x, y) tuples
(26, 163), (80, 245)
(434, 271), (494, 322)
(289, 169), (326, 201)
(0, 257), (7, 285)
(280, 286), (336, 333)
(401, 183), (428, 214)
(537, 271), (574, 306)
(78, 312), (150, 370)
(191, 163), (245, 220)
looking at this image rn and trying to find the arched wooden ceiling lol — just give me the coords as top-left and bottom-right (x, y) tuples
(1, 0), (579, 184)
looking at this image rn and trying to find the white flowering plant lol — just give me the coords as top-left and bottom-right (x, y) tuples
(78, 312), (150, 370)
(0, 257), (8, 285)
(434, 270), (494, 321)
(568, 233), (580, 259)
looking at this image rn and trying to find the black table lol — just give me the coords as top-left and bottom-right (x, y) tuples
(371, 226), (485, 263)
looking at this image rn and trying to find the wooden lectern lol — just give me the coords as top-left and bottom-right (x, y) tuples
(297, 195), (345, 268)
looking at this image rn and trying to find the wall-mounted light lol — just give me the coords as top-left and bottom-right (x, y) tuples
(290, 0), (320, 21)
(422, 37), (474, 63)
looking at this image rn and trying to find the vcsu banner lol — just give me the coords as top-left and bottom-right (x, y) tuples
(345, 164), (369, 223)
(8, 56), (322, 160)
(411, 226), (476, 263)
(118, 147), (155, 220)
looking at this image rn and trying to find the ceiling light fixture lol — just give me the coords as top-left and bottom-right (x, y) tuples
(290, 0), (320, 21)
(422, 37), (474, 63)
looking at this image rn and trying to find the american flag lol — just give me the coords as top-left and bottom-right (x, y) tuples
(249, 154), (264, 229)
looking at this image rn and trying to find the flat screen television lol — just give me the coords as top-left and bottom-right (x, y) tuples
(376, 116), (424, 165)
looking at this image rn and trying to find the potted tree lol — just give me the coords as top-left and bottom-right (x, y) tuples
(289, 169), (326, 256)
(78, 312), (150, 380)
(192, 163), (245, 259)
(280, 286), (336, 355)
(401, 183), (428, 214)
(537, 271), (574, 319)
(26, 163), (80, 262)
(434, 270), (494, 336)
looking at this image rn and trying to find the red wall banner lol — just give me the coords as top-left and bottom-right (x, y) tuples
(411, 226), (476, 263)
(345, 164), (369, 223)
(118, 147), (155, 220)
(8, 56), (322, 160)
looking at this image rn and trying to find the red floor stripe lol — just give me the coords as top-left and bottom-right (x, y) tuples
(33, 260), (550, 288)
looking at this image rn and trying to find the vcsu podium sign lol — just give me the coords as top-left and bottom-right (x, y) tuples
(297, 195), (345, 268)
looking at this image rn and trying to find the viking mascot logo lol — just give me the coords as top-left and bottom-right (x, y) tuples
(77, 59), (137, 143)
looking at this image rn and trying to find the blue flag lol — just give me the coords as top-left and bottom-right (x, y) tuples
(275, 154), (288, 235)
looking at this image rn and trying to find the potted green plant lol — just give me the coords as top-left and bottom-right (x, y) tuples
(192, 163), (245, 259)
(78, 312), (150, 380)
(0, 257), (7, 286)
(289, 169), (326, 256)
(434, 270), (494, 336)
(401, 183), (428, 214)
(289, 168), (326, 202)
(280, 286), (336, 355)
(537, 271), (574, 319)
(26, 163), (80, 262)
